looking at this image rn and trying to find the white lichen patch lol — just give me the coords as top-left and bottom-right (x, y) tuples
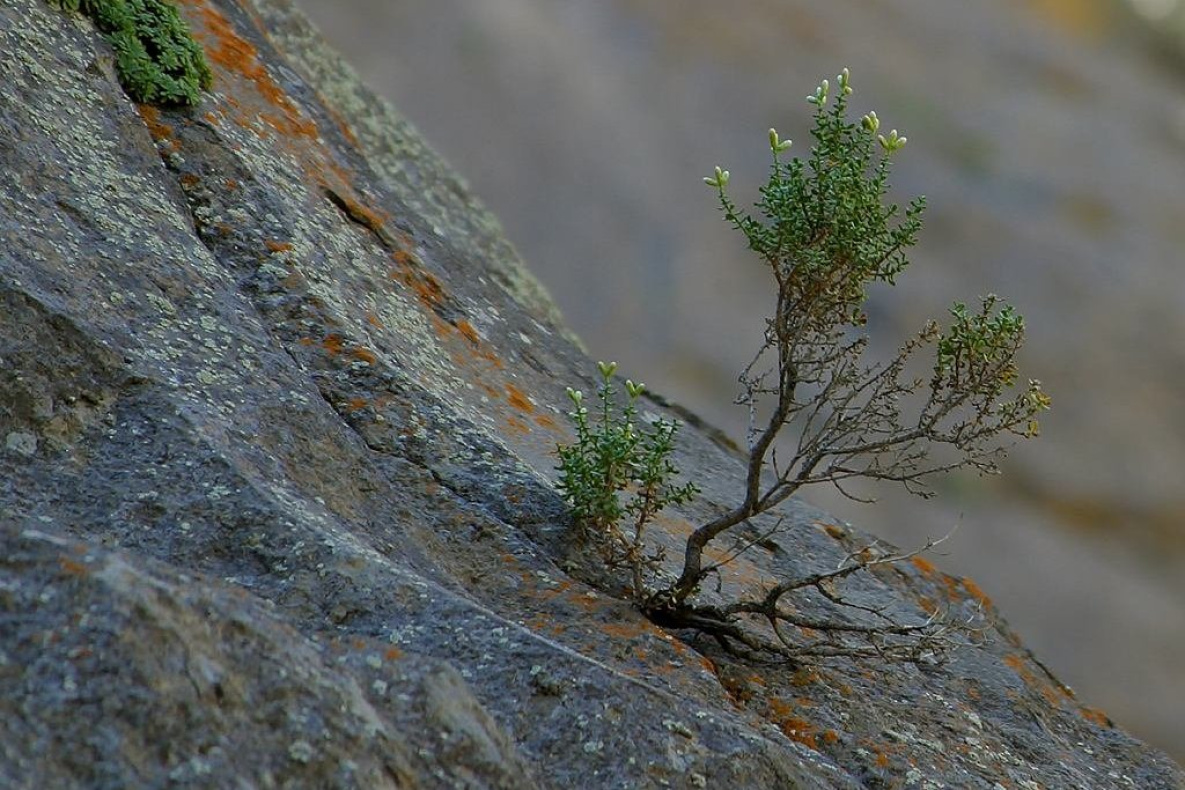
(5, 432), (38, 456)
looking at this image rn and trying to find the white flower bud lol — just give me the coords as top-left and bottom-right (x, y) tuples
(767, 128), (792, 154)
(839, 67), (852, 95)
(703, 166), (731, 188)
(597, 361), (618, 379)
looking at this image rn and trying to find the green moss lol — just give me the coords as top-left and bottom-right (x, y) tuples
(48, 0), (212, 106)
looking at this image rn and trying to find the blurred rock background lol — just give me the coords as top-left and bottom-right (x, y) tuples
(296, 0), (1185, 760)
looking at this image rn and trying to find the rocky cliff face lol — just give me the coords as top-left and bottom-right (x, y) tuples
(294, 0), (1185, 758)
(1, 1), (1181, 787)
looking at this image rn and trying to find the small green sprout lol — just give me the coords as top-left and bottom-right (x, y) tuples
(838, 66), (853, 96)
(768, 128), (793, 154)
(807, 77), (830, 106)
(556, 362), (698, 596)
(703, 166), (731, 188)
(878, 128), (908, 153)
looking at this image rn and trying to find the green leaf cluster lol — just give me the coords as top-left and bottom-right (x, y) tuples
(556, 362), (698, 542)
(48, 0), (212, 106)
(709, 68), (925, 329)
(933, 296), (1050, 438)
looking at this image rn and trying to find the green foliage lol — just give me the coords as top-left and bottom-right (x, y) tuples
(933, 297), (1051, 438)
(556, 362), (698, 595)
(48, 0), (212, 106)
(667, 70), (1050, 610)
(705, 67), (924, 331)
(560, 70), (1051, 662)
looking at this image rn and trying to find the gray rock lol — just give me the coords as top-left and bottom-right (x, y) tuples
(0, 1), (1180, 788)
(295, 0), (1185, 757)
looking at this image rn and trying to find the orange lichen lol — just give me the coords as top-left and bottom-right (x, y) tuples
(524, 614), (551, 632)
(392, 264), (449, 314)
(194, 5), (318, 139)
(960, 577), (993, 608)
(391, 248), (419, 267)
(265, 240), (293, 253)
(137, 105), (179, 153)
(480, 349), (505, 370)
(454, 319), (481, 345)
(1004, 653), (1071, 707)
(538, 581), (572, 601)
(821, 729), (840, 746)
(717, 674), (754, 705)
(345, 398), (368, 412)
(58, 557), (89, 577)
(322, 334), (344, 356)
(821, 523), (847, 540)
(179, 173), (201, 189)
(566, 588), (612, 615)
(505, 416), (530, 436)
(768, 697), (819, 750)
(910, 556), (937, 576)
(332, 189), (390, 238)
(533, 414), (557, 430)
(384, 646), (403, 661)
(1078, 706), (1112, 728)
(366, 312), (384, 329)
(350, 347), (377, 365)
(505, 383), (535, 414)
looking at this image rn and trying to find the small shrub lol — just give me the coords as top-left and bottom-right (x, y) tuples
(668, 68), (1050, 605)
(556, 361), (698, 596)
(559, 69), (1049, 662)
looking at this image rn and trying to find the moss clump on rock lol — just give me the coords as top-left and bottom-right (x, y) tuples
(48, 0), (212, 106)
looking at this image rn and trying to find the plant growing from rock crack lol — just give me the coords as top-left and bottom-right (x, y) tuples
(559, 69), (1050, 662)
(556, 361), (699, 596)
